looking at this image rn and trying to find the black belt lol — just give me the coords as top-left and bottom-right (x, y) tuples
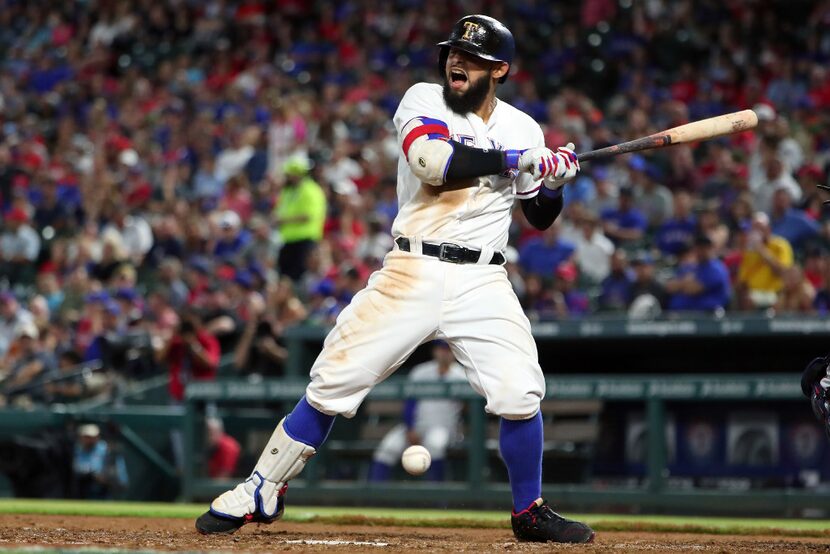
(395, 237), (505, 265)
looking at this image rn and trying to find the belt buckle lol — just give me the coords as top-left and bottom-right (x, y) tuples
(438, 242), (466, 264)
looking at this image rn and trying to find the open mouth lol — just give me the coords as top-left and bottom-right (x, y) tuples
(449, 68), (468, 86)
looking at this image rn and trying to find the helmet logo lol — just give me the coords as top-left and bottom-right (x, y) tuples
(461, 21), (480, 40)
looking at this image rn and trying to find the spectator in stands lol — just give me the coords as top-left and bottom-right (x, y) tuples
(206, 417), (241, 479)
(591, 167), (619, 215)
(754, 152), (801, 215)
(0, 292), (34, 360)
(44, 351), (103, 403)
(72, 424), (128, 499)
(144, 216), (184, 268)
(814, 257), (830, 314)
(0, 207), (40, 286)
(246, 215), (278, 270)
(736, 212), (794, 310)
(666, 235), (731, 313)
(212, 210), (251, 265)
(28, 295), (51, 336)
(628, 252), (667, 314)
(0, 321), (57, 406)
(274, 156), (327, 281)
(266, 277), (309, 329)
(630, 157), (673, 229)
(769, 186), (820, 250)
(36, 272), (64, 314)
(518, 221), (576, 278)
(101, 205), (153, 266)
(696, 200), (730, 254)
(200, 284), (241, 353)
(601, 187), (647, 246)
(158, 311), (220, 403)
(551, 263), (589, 318)
(369, 341), (466, 482)
(656, 191), (696, 257)
(666, 234), (732, 313)
(774, 266), (816, 314)
(565, 211), (614, 284)
(598, 250), (633, 312)
(193, 156), (225, 204)
(233, 292), (288, 377)
(90, 234), (128, 284)
(157, 257), (189, 309)
(796, 164), (827, 218)
(33, 176), (77, 237)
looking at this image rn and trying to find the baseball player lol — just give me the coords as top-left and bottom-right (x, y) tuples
(369, 341), (467, 481)
(196, 14), (594, 544)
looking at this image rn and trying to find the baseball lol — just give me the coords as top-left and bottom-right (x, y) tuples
(401, 445), (431, 476)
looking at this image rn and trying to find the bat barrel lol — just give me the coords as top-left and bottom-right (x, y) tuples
(575, 109), (758, 163)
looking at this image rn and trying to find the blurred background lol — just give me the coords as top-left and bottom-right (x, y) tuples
(0, 0), (829, 516)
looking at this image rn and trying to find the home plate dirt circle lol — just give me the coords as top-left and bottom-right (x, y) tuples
(0, 514), (828, 553)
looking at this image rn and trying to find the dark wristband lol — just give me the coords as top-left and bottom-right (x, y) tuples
(539, 185), (563, 200)
(444, 140), (508, 180)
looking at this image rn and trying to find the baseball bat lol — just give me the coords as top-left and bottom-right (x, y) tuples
(576, 110), (758, 162)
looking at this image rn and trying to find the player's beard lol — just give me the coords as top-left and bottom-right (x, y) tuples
(442, 73), (492, 115)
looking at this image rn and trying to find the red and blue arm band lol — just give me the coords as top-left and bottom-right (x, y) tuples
(401, 116), (450, 160)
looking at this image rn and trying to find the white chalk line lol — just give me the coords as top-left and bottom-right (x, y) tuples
(283, 539), (389, 547)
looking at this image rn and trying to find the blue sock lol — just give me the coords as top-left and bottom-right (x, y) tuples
(283, 396), (335, 449)
(368, 461), (391, 482)
(499, 412), (543, 512)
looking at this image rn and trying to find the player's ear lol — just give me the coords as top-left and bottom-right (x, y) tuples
(491, 62), (509, 82)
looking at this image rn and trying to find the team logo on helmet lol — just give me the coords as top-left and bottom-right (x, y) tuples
(461, 21), (480, 41)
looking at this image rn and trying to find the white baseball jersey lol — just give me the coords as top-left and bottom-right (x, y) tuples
(305, 81), (546, 422)
(392, 83), (545, 252)
(407, 360), (468, 430)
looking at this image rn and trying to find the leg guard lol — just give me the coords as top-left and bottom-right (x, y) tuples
(210, 418), (316, 520)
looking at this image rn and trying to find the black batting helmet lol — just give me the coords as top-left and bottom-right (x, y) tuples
(437, 14), (515, 84)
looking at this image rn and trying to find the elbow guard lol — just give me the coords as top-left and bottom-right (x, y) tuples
(406, 137), (454, 186)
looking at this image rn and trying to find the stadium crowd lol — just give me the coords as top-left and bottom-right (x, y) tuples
(2, 0), (830, 405)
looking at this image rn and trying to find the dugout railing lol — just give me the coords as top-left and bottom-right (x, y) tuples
(180, 373), (828, 515)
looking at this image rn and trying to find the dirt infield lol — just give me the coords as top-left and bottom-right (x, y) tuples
(0, 514), (827, 553)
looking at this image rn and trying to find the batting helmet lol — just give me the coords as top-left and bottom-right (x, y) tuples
(437, 15), (515, 84)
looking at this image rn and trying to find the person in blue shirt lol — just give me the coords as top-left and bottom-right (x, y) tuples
(73, 424), (128, 499)
(518, 222), (576, 277)
(656, 191), (697, 256)
(563, 175), (597, 207)
(600, 187), (647, 246)
(599, 250), (634, 311)
(666, 234), (731, 312)
(769, 187), (820, 250)
(213, 210), (252, 264)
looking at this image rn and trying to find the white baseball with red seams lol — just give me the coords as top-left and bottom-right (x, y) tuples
(304, 82), (546, 422)
(402, 445), (432, 476)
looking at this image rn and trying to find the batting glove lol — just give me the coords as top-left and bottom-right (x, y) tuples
(507, 143), (579, 186)
(544, 143), (580, 190)
(801, 354), (830, 440)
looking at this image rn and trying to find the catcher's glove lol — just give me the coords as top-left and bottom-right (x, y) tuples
(801, 353), (830, 439)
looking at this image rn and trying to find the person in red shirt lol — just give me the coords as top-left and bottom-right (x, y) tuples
(159, 312), (220, 403)
(206, 417), (241, 479)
